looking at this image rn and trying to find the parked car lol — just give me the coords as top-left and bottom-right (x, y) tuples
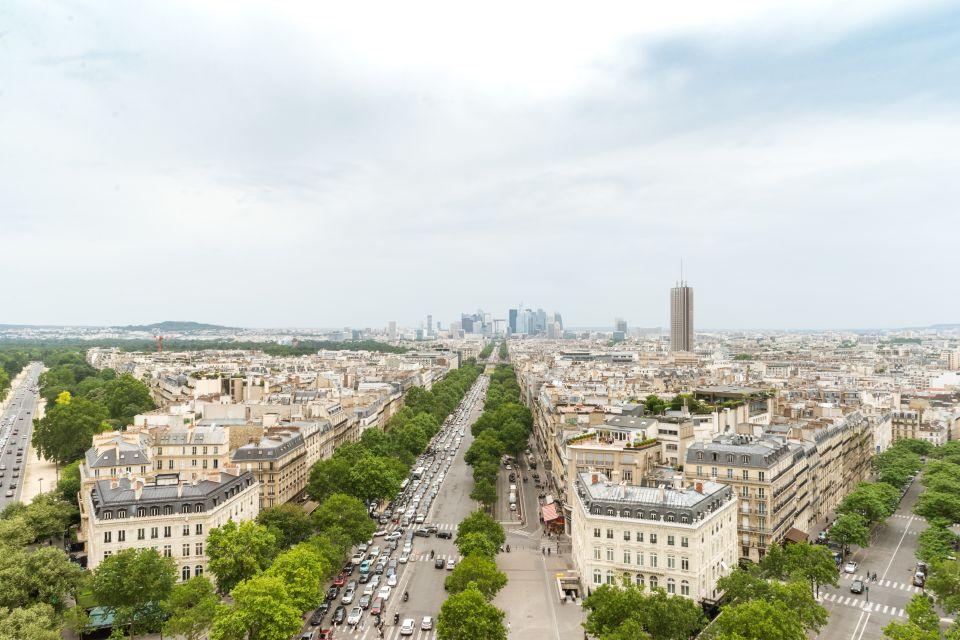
(326, 586), (340, 601)
(359, 594), (371, 609)
(844, 561), (857, 574)
(333, 572), (347, 587)
(914, 572), (926, 587)
(446, 558), (457, 571)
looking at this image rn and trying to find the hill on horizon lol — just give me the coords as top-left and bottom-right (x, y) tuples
(118, 320), (239, 332)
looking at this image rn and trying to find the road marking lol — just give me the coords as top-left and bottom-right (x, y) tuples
(856, 613), (871, 640)
(883, 605), (889, 614)
(850, 610), (867, 640)
(881, 514), (915, 581)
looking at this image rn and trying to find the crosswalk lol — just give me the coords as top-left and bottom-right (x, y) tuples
(410, 552), (459, 563)
(839, 573), (923, 593)
(817, 592), (905, 618)
(330, 622), (438, 640)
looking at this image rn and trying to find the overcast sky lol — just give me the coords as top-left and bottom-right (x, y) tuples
(3, 1), (959, 330)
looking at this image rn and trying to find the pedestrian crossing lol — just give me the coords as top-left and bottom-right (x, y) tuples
(409, 552), (459, 563)
(840, 573), (923, 593)
(817, 592), (905, 618)
(330, 622), (438, 640)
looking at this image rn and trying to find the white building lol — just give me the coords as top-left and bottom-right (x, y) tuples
(571, 472), (738, 603)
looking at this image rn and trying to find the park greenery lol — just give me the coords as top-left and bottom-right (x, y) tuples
(1, 337), (410, 355)
(582, 579), (706, 640)
(498, 341), (508, 360)
(478, 343), (495, 359)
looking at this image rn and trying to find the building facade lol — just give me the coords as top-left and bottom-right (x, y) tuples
(670, 282), (694, 352)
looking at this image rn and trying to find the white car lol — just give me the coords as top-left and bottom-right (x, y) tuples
(399, 552), (410, 564)
(400, 618), (416, 636)
(347, 607), (363, 625)
(421, 616), (434, 631)
(844, 561), (857, 574)
(387, 573), (398, 587)
(446, 559), (457, 571)
(385, 531), (402, 541)
(378, 585), (392, 601)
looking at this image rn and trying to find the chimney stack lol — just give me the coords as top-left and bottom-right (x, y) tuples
(695, 482), (703, 493)
(591, 473), (599, 485)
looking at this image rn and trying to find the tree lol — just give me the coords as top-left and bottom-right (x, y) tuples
(444, 554), (507, 599)
(761, 542), (839, 595)
(256, 504), (314, 549)
(713, 599), (806, 640)
(884, 594), (942, 640)
(211, 574), (303, 640)
(163, 576), (219, 640)
(915, 491), (960, 524)
(918, 524), (960, 564)
(0, 603), (61, 640)
(264, 544), (329, 612)
(348, 454), (402, 503)
(20, 492), (77, 541)
(898, 439), (935, 457)
(32, 395), (109, 467)
(436, 585), (507, 640)
(928, 559), (960, 615)
(829, 513), (870, 554)
(55, 460), (82, 502)
(456, 531), (499, 558)
(311, 493), (375, 545)
(470, 479), (498, 509)
(837, 483), (896, 525)
(582, 582), (705, 640)
(643, 394), (667, 415)
(91, 548), (177, 639)
(0, 546), (85, 610)
(457, 510), (505, 550)
(0, 517), (33, 549)
(717, 569), (828, 635)
(206, 521), (278, 594)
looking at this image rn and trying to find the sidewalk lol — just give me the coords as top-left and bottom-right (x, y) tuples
(21, 397), (58, 504)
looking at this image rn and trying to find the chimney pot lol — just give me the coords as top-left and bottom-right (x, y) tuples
(591, 473), (598, 485)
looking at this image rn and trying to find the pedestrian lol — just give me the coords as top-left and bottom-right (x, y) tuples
(548, 547), (551, 556)
(542, 547), (545, 555)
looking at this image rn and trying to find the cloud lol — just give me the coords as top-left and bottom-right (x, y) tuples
(0, 0), (957, 328)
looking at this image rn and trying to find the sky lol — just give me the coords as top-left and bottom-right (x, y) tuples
(2, 1), (959, 330)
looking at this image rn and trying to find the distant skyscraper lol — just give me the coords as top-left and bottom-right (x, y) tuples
(508, 309), (518, 334)
(388, 321), (397, 340)
(427, 315), (433, 335)
(670, 281), (694, 352)
(614, 318), (628, 333)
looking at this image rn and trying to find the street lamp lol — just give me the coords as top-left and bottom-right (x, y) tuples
(38, 477), (43, 494)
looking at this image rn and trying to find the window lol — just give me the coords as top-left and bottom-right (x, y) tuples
(667, 578), (676, 594)
(182, 566), (191, 581)
(649, 576), (658, 589)
(742, 470), (749, 480)
(183, 544), (191, 556)
(605, 570), (615, 585)
(667, 535), (675, 546)
(594, 547), (601, 560)
(137, 507), (146, 517)
(636, 532), (644, 543)
(726, 468), (733, 479)
(117, 509), (127, 519)
(192, 446), (197, 455)
(192, 459), (198, 467)
(168, 460), (174, 470)
(636, 552), (644, 567)
(137, 528), (145, 540)
(606, 529), (614, 539)
(650, 534), (657, 544)
(195, 524), (203, 535)
(164, 526), (172, 538)
(150, 506), (160, 517)
(667, 556), (676, 569)
(118, 530), (126, 542)
(726, 454), (734, 463)
(636, 574), (645, 589)
(195, 543), (203, 556)
(103, 551), (112, 559)
(757, 488), (765, 498)
(623, 531), (631, 541)
(183, 525), (190, 536)
(681, 557), (689, 571)
(711, 467), (717, 477)
(696, 465), (703, 476)
(183, 504), (193, 514)
(195, 565), (203, 577)
(150, 527), (159, 539)
(741, 455), (750, 464)
(623, 549), (631, 564)
(594, 569), (602, 584)
(696, 452), (703, 460)
(593, 528), (601, 538)
(163, 505), (173, 516)
(650, 553), (658, 568)
(681, 580), (690, 596)
(163, 545), (172, 558)
(681, 537), (689, 548)
(606, 548), (614, 562)
(104, 531), (112, 543)
(758, 472), (765, 481)
(103, 511), (113, 520)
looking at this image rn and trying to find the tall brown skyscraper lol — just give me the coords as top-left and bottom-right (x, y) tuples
(670, 281), (694, 352)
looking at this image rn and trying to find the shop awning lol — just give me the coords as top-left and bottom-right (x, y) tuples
(784, 527), (808, 544)
(541, 503), (561, 522)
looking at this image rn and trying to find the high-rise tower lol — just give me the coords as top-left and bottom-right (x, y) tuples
(670, 280), (694, 352)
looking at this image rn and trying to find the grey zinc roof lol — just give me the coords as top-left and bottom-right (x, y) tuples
(90, 471), (256, 517)
(603, 415), (657, 431)
(580, 472), (728, 508)
(85, 436), (150, 468)
(231, 431), (304, 462)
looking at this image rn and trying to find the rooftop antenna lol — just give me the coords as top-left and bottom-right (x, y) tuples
(680, 257), (684, 286)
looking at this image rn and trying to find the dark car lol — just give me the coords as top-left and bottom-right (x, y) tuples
(310, 602), (330, 625)
(435, 558), (445, 569)
(437, 531), (452, 539)
(850, 580), (864, 594)
(425, 524), (438, 534)
(332, 605), (346, 625)
(414, 528), (432, 537)
(326, 586), (340, 601)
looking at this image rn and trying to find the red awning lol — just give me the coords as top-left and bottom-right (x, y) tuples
(541, 503), (561, 522)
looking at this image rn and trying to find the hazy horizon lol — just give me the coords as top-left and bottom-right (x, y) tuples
(4, 1), (959, 329)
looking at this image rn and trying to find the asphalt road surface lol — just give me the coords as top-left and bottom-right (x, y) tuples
(0, 362), (43, 508)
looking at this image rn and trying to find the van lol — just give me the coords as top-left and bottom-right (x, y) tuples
(509, 484), (517, 493)
(508, 493), (517, 504)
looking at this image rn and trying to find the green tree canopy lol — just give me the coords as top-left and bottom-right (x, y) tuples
(915, 491), (960, 524)
(713, 598), (806, 640)
(457, 510), (506, 550)
(836, 482), (897, 524)
(211, 574), (303, 640)
(163, 576), (219, 640)
(264, 544), (329, 612)
(0, 603), (61, 640)
(582, 582), (705, 640)
(312, 492), (376, 545)
(829, 513), (870, 552)
(444, 553), (507, 599)
(255, 503), (314, 549)
(206, 521), (278, 594)
(91, 548), (177, 639)
(436, 585), (507, 640)
(456, 531), (499, 558)
(31, 395), (109, 467)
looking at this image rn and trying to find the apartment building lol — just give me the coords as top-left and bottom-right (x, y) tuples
(571, 472), (737, 603)
(80, 470), (259, 578)
(231, 428), (308, 508)
(151, 423), (230, 480)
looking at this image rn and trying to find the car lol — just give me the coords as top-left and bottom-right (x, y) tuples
(358, 543), (369, 554)
(399, 552), (410, 564)
(332, 605), (346, 625)
(914, 572), (926, 587)
(326, 586), (340, 601)
(373, 529), (388, 537)
(437, 530), (452, 539)
(347, 606), (363, 625)
(414, 528), (431, 538)
(844, 561), (857, 574)
(400, 618), (416, 636)
(385, 531), (402, 541)
(333, 572), (347, 587)
(850, 580), (864, 594)
(817, 531), (828, 543)
(359, 594), (372, 609)
(341, 587), (355, 604)
(309, 603), (329, 625)
(387, 573), (398, 587)
(351, 553), (364, 565)
(299, 631), (317, 640)
(435, 557), (445, 569)
(446, 558), (457, 571)
(421, 616), (434, 631)
(4, 490), (12, 498)
(370, 597), (384, 616)
(317, 631), (333, 640)
(377, 585), (391, 601)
